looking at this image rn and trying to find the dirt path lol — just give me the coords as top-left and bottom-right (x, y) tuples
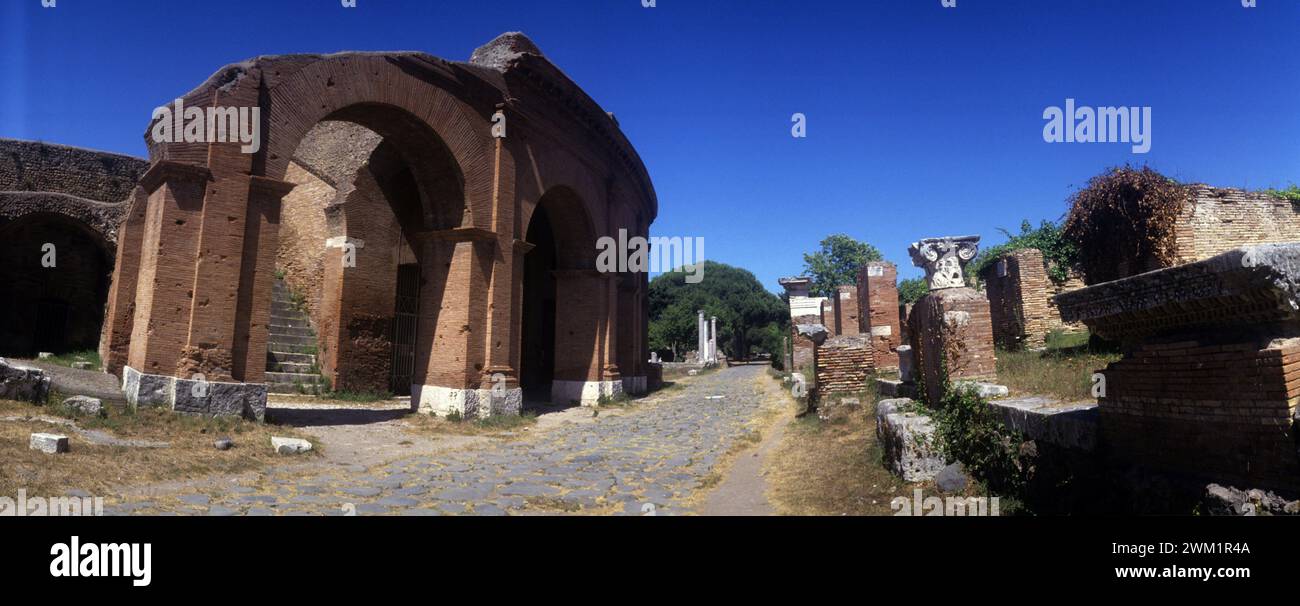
(697, 372), (792, 516)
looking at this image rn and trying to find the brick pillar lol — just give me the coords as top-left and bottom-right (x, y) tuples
(231, 175), (292, 383)
(413, 228), (495, 415)
(551, 269), (608, 405)
(832, 284), (860, 336)
(858, 261), (901, 369)
(101, 189), (148, 377)
(126, 161), (212, 379)
(911, 288), (997, 404)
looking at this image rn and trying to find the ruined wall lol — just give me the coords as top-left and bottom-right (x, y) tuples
(815, 335), (873, 396)
(278, 161), (334, 322)
(858, 262), (901, 369)
(1176, 186), (1300, 263)
(982, 249), (1087, 349)
(0, 139), (147, 203)
(910, 288), (997, 405)
(791, 314), (821, 373)
(1100, 336), (1300, 492)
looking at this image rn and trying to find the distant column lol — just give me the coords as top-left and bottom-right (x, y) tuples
(698, 310), (707, 362)
(709, 316), (718, 362)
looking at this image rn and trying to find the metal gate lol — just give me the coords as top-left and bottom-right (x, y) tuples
(389, 264), (420, 395)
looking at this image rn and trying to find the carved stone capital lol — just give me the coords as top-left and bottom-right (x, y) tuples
(909, 235), (980, 290)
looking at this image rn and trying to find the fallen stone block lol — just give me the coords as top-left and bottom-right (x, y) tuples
(30, 432), (69, 454)
(954, 381), (1009, 399)
(70, 361), (93, 370)
(62, 395), (104, 417)
(214, 438), (233, 451)
(271, 436), (312, 455)
(876, 378), (916, 398)
(0, 357), (51, 403)
(1202, 483), (1300, 516)
(988, 396), (1098, 451)
(876, 398), (946, 482)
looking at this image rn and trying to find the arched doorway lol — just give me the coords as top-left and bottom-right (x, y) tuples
(273, 108), (466, 397)
(520, 186), (601, 406)
(0, 213), (112, 357)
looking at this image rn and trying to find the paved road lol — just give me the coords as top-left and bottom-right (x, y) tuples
(106, 365), (776, 516)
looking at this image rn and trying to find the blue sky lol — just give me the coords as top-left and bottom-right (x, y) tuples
(3, 0), (1296, 290)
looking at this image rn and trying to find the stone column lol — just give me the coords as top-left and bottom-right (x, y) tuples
(908, 235), (997, 404)
(710, 316), (718, 363)
(698, 310), (707, 362)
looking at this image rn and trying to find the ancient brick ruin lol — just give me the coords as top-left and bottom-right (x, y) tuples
(0, 139), (148, 360)
(979, 248), (1085, 349)
(1057, 244), (1300, 493)
(858, 261), (901, 369)
(907, 236), (998, 404)
(778, 276), (823, 373)
(101, 33), (657, 418)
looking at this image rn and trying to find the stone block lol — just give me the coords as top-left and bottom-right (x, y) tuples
(272, 437), (313, 454)
(30, 432), (69, 454)
(0, 357), (51, 403)
(876, 398), (945, 482)
(988, 396), (1098, 451)
(62, 395), (104, 417)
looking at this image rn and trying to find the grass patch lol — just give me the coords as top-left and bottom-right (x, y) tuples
(317, 390), (390, 403)
(37, 350), (102, 372)
(997, 331), (1119, 401)
(0, 399), (315, 498)
(766, 397), (907, 516)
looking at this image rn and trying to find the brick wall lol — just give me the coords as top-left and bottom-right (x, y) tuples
(814, 335), (873, 396)
(858, 262), (901, 369)
(791, 313), (821, 373)
(1177, 186), (1300, 264)
(982, 249), (1088, 349)
(1099, 336), (1300, 491)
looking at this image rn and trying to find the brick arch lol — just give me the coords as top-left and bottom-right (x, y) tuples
(255, 54), (494, 228)
(531, 184), (598, 270)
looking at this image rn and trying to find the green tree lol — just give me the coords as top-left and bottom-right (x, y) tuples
(898, 277), (929, 304)
(648, 260), (787, 361)
(801, 234), (883, 298)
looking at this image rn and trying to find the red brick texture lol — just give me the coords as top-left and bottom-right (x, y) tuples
(831, 285), (860, 336)
(909, 287), (997, 404)
(815, 335), (873, 396)
(858, 262), (901, 369)
(1098, 337), (1300, 491)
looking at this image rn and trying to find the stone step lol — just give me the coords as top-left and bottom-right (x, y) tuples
(267, 371), (324, 384)
(270, 304), (307, 317)
(268, 382), (323, 395)
(268, 325), (315, 337)
(268, 351), (316, 365)
(271, 361), (316, 373)
(269, 317), (310, 328)
(268, 334), (315, 347)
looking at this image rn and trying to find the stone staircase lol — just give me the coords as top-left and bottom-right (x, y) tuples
(267, 279), (325, 394)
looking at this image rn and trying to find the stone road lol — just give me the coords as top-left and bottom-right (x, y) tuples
(106, 365), (778, 516)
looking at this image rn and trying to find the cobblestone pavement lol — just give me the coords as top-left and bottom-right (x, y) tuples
(105, 365), (778, 516)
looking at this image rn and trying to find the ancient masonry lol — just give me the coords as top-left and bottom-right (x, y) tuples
(979, 248), (1085, 349)
(858, 261), (901, 369)
(0, 139), (149, 359)
(1057, 244), (1300, 494)
(778, 276), (824, 372)
(102, 32), (657, 418)
(907, 235), (997, 405)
